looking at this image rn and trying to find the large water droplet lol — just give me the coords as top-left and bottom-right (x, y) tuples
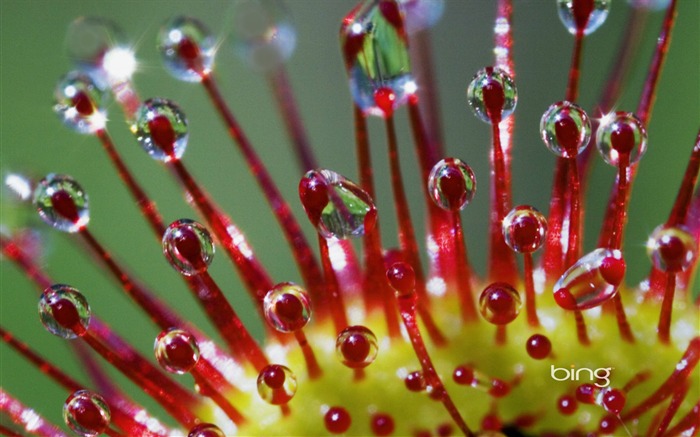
(33, 174), (89, 233)
(502, 205), (547, 253)
(554, 248), (625, 310)
(596, 112), (647, 167)
(398, 0), (444, 33)
(557, 0), (610, 35)
(263, 282), (312, 332)
(132, 98), (189, 162)
(647, 225), (697, 272)
(540, 101), (591, 158)
(299, 169), (376, 239)
(188, 423), (226, 437)
(158, 16), (216, 82)
(162, 219), (215, 276)
(154, 328), (200, 374)
(467, 67), (517, 124)
(427, 158), (476, 211)
(336, 325), (378, 369)
(340, 0), (414, 117)
(53, 71), (107, 134)
(230, 0), (296, 71)
(478, 282), (521, 325)
(39, 284), (91, 340)
(256, 364), (297, 404)
(63, 390), (111, 437)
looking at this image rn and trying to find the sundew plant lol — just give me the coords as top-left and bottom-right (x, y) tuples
(1, 0), (699, 436)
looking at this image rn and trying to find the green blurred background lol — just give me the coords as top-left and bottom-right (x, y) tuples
(1, 0), (698, 432)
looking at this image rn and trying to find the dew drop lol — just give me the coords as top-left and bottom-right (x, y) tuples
(162, 219), (215, 277)
(557, 0), (610, 35)
(428, 158), (477, 211)
(525, 334), (552, 360)
(557, 394), (578, 415)
(540, 101), (591, 158)
(398, 0), (445, 33)
(39, 284), (91, 339)
(646, 225), (697, 272)
(230, 0), (296, 71)
(33, 174), (89, 233)
(188, 423), (226, 437)
(479, 282), (521, 325)
(299, 169), (376, 239)
(596, 112), (647, 166)
(324, 406), (351, 434)
(336, 325), (378, 369)
(467, 67), (517, 124)
(154, 328), (200, 374)
(63, 390), (110, 437)
(502, 205), (547, 253)
(132, 98), (189, 162)
(405, 370), (426, 391)
(553, 248), (625, 310)
(370, 412), (395, 436)
(256, 364), (297, 405)
(263, 282), (312, 332)
(53, 71), (107, 134)
(158, 16), (215, 82)
(340, 0), (414, 117)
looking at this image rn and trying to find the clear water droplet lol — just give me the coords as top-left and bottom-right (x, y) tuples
(335, 325), (378, 369)
(467, 67), (517, 123)
(478, 282), (521, 325)
(256, 364), (297, 404)
(188, 423), (226, 437)
(557, 0), (610, 35)
(428, 158), (476, 211)
(63, 390), (111, 437)
(158, 16), (216, 82)
(554, 248), (625, 310)
(154, 328), (200, 374)
(340, 0), (414, 117)
(39, 284), (91, 339)
(53, 71), (107, 134)
(502, 205), (547, 253)
(540, 101), (591, 158)
(132, 98), (189, 162)
(596, 112), (647, 166)
(33, 174), (89, 233)
(299, 169), (376, 239)
(647, 225), (697, 272)
(263, 282), (312, 332)
(398, 0), (445, 33)
(162, 219), (215, 276)
(230, 0), (296, 71)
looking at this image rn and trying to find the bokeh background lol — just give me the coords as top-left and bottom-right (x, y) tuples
(1, 0), (698, 432)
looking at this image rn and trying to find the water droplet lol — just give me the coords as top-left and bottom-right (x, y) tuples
(525, 334), (552, 360)
(405, 370), (426, 391)
(557, 0), (610, 35)
(478, 282), (521, 325)
(33, 174), (89, 233)
(647, 225), (697, 272)
(188, 423), (226, 437)
(325, 406), (352, 434)
(230, 0), (296, 71)
(158, 16), (216, 82)
(398, 0), (445, 33)
(132, 98), (189, 162)
(256, 364), (297, 404)
(162, 219), (215, 276)
(340, 0), (414, 117)
(502, 205), (547, 253)
(453, 365), (511, 398)
(452, 365), (475, 385)
(428, 158), (477, 211)
(467, 67), (517, 124)
(553, 248), (625, 310)
(299, 169), (376, 239)
(386, 261), (416, 297)
(557, 395), (578, 415)
(53, 71), (107, 134)
(63, 390), (110, 437)
(263, 282), (312, 332)
(154, 328), (200, 374)
(596, 112), (647, 166)
(336, 325), (378, 369)
(370, 412), (395, 436)
(601, 388), (626, 414)
(39, 284), (91, 339)
(540, 101), (591, 158)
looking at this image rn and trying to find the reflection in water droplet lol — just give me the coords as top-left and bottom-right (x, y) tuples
(428, 158), (476, 211)
(132, 98), (189, 162)
(158, 16), (216, 82)
(647, 225), (697, 272)
(63, 390), (111, 437)
(467, 67), (517, 124)
(502, 205), (547, 253)
(540, 100), (591, 158)
(557, 0), (610, 35)
(154, 328), (200, 374)
(264, 282), (312, 332)
(39, 284), (91, 339)
(478, 282), (521, 325)
(554, 248), (625, 310)
(162, 219), (215, 276)
(33, 174), (90, 233)
(336, 325), (378, 368)
(256, 364), (297, 404)
(596, 112), (648, 166)
(53, 71), (107, 134)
